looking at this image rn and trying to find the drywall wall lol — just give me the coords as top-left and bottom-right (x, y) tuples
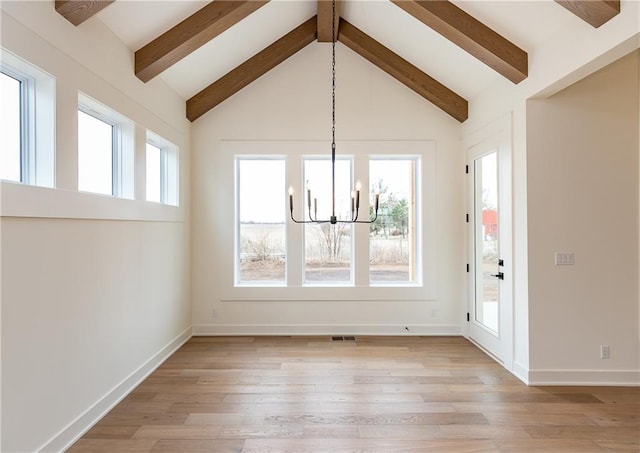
(190, 42), (466, 335)
(527, 50), (640, 384)
(462, 1), (639, 381)
(0, 4), (191, 451)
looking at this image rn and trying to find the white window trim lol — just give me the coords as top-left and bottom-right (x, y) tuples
(225, 140), (436, 302)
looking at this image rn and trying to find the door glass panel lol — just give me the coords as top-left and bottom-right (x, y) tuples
(474, 152), (499, 334)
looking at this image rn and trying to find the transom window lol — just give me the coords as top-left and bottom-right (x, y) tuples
(78, 109), (116, 195)
(1, 50), (55, 188)
(0, 70), (23, 182)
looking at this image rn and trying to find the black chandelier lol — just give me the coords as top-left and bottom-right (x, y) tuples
(288, 0), (379, 225)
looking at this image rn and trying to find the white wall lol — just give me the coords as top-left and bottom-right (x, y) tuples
(462, 1), (639, 381)
(0, 3), (191, 451)
(191, 43), (466, 335)
(526, 51), (639, 385)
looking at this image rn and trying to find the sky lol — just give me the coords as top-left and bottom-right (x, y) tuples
(238, 158), (415, 224)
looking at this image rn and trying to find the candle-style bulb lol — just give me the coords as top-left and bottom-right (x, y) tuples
(288, 186), (294, 196)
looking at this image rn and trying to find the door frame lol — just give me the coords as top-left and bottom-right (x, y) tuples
(463, 114), (514, 371)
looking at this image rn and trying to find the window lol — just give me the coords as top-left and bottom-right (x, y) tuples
(234, 151), (423, 289)
(78, 110), (114, 195)
(146, 142), (162, 203)
(78, 94), (134, 198)
(236, 158), (286, 284)
(146, 131), (179, 206)
(369, 159), (418, 284)
(0, 49), (54, 187)
(303, 158), (353, 283)
(0, 70), (22, 182)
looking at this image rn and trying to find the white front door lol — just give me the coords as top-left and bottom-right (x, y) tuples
(467, 127), (513, 369)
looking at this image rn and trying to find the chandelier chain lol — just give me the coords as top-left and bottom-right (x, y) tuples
(331, 0), (336, 150)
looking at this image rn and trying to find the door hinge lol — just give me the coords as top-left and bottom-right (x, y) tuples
(465, 165), (469, 174)
(467, 312), (470, 322)
(466, 264), (469, 272)
(466, 213), (469, 223)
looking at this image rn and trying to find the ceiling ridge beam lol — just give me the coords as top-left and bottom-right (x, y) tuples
(187, 16), (318, 122)
(317, 0), (343, 42)
(338, 18), (468, 123)
(391, 0), (528, 84)
(135, 0), (270, 83)
(554, 0), (620, 28)
(55, 0), (114, 26)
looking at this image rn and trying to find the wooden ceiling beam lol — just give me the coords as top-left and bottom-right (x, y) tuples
(187, 16), (317, 122)
(391, 0), (528, 84)
(338, 19), (468, 122)
(554, 0), (620, 28)
(135, 0), (269, 83)
(55, 0), (114, 26)
(317, 0), (343, 42)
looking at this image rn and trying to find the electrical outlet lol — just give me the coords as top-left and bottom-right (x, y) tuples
(211, 309), (217, 318)
(600, 345), (610, 359)
(431, 308), (437, 318)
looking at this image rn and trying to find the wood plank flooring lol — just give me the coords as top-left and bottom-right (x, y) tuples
(68, 336), (640, 452)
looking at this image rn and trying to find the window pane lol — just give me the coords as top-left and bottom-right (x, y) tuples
(369, 159), (416, 283)
(146, 143), (162, 202)
(304, 159), (352, 283)
(78, 110), (113, 195)
(0, 72), (22, 182)
(238, 159), (286, 283)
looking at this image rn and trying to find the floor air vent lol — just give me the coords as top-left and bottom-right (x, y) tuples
(332, 336), (357, 341)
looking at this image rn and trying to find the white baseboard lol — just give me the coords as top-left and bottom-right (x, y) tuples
(192, 324), (461, 336)
(39, 326), (193, 453)
(512, 361), (530, 385)
(527, 369), (640, 386)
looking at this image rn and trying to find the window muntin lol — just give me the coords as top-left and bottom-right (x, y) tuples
(78, 109), (115, 195)
(0, 71), (23, 182)
(236, 158), (286, 284)
(369, 159), (418, 284)
(146, 142), (162, 203)
(303, 158), (353, 283)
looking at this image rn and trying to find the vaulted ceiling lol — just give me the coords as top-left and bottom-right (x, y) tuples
(55, 0), (619, 123)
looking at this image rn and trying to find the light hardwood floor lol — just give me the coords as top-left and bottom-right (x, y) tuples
(68, 336), (639, 452)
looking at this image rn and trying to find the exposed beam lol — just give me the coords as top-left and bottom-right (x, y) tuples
(554, 0), (620, 28)
(187, 16), (317, 122)
(55, 0), (114, 26)
(135, 1), (270, 83)
(317, 0), (343, 42)
(391, 0), (528, 84)
(338, 19), (467, 123)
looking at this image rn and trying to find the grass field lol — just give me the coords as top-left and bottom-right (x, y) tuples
(239, 223), (412, 282)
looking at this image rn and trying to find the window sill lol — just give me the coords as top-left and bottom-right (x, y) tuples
(0, 181), (183, 222)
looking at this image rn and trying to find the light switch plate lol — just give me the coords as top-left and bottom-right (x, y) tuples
(555, 252), (574, 265)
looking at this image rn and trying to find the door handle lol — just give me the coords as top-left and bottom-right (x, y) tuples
(491, 272), (504, 280)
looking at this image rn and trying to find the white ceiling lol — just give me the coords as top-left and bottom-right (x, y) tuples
(98, 1), (577, 101)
